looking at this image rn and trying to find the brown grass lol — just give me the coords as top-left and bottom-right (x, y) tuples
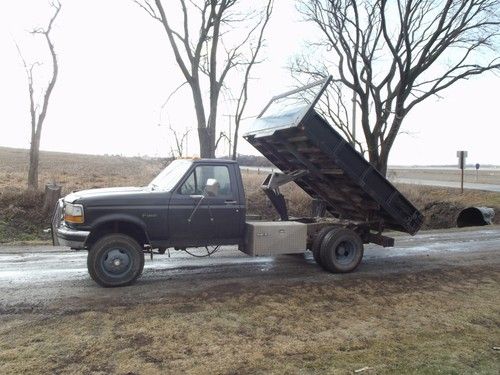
(1, 146), (500, 242)
(389, 167), (500, 185)
(242, 170), (312, 219)
(0, 147), (165, 194)
(397, 184), (500, 229)
(1, 147), (499, 373)
(0, 266), (498, 374)
(0, 147), (167, 242)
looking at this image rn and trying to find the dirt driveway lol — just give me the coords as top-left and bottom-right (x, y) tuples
(0, 227), (499, 374)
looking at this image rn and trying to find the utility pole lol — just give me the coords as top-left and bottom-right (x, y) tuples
(457, 151), (468, 194)
(223, 114), (234, 158)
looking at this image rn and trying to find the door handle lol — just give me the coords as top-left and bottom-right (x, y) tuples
(225, 200), (237, 205)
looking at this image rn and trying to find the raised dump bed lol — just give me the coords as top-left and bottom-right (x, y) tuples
(244, 77), (423, 235)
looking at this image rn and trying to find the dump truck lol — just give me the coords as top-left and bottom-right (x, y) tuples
(52, 77), (423, 287)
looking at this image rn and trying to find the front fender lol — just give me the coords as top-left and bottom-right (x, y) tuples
(87, 213), (151, 245)
(91, 213), (148, 230)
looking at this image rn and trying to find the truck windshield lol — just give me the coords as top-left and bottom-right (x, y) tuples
(149, 159), (192, 191)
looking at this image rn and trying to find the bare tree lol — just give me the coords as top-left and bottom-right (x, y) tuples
(294, 0), (500, 176)
(168, 125), (191, 158)
(231, 0), (273, 160)
(136, 0), (273, 158)
(17, 1), (61, 190)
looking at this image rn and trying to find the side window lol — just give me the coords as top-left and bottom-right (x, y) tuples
(212, 166), (232, 196)
(179, 165), (232, 197)
(179, 170), (196, 195)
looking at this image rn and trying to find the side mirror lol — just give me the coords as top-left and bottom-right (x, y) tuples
(204, 178), (220, 197)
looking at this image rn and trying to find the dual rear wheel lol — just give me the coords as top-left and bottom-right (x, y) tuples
(311, 227), (364, 273)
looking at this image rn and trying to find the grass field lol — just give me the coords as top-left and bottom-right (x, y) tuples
(1, 265), (498, 374)
(389, 166), (500, 185)
(1, 147), (499, 374)
(1, 146), (499, 243)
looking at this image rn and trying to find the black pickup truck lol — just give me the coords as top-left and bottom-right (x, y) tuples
(52, 77), (423, 287)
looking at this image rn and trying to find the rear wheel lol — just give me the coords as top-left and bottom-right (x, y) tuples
(320, 228), (363, 273)
(311, 226), (335, 265)
(87, 234), (145, 287)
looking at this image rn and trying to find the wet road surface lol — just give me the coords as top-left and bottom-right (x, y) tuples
(0, 226), (499, 313)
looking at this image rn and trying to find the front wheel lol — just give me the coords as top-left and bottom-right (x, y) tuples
(320, 228), (363, 273)
(87, 234), (145, 287)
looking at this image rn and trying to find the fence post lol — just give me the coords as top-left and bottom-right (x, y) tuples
(43, 183), (62, 215)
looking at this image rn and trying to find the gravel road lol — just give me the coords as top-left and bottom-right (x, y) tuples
(0, 226), (499, 314)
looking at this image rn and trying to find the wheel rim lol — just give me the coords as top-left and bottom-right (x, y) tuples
(334, 240), (356, 265)
(101, 248), (132, 277)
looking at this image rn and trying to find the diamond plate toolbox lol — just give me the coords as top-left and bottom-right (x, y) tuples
(243, 221), (307, 256)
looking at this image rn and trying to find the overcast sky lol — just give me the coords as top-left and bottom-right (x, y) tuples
(0, 0), (499, 166)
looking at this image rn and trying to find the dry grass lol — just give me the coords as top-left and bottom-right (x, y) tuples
(242, 170), (312, 219)
(0, 147), (165, 194)
(0, 266), (498, 374)
(389, 167), (500, 185)
(397, 184), (500, 229)
(0, 147), (166, 242)
(1, 146), (500, 242)
(1, 147), (499, 373)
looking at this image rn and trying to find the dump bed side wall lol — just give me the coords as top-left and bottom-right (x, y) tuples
(304, 113), (423, 234)
(245, 112), (423, 235)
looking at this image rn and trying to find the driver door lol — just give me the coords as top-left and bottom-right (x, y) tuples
(168, 164), (241, 245)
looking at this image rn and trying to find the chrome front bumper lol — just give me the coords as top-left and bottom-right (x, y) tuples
(51, 199), (89, 249)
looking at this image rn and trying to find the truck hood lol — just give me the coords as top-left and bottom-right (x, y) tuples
(64, 187), (167, 206)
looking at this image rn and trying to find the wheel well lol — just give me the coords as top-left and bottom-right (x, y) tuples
(85, 221), (149, 248)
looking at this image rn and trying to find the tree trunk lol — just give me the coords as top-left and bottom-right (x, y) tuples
(28, 135), (40, 190)
(206, 87), (219, 158)
(190, 81), (217, 158)
(43, 182), (61, 215)
(23, 3), (60, 190)
(198, 124), (216, 158)
(198, 127), (211, 158)
(365, 131), (383, 176)
(376, 154), (389, 177)
(231, 127), (239, 160)
(377, 114), (404, 177)
(368, 149), (388, 177)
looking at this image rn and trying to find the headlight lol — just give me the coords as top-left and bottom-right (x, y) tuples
(64, 203), (84, 224)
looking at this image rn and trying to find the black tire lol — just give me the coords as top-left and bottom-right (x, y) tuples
(87, 234), (145, 287)
(311, 226), (334, 265)
(320, 228), (363, 273)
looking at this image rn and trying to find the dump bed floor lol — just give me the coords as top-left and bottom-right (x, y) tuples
(244, 79), (423, 235)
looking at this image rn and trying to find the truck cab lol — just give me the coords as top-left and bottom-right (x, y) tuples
(52, 159), (247, 287)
